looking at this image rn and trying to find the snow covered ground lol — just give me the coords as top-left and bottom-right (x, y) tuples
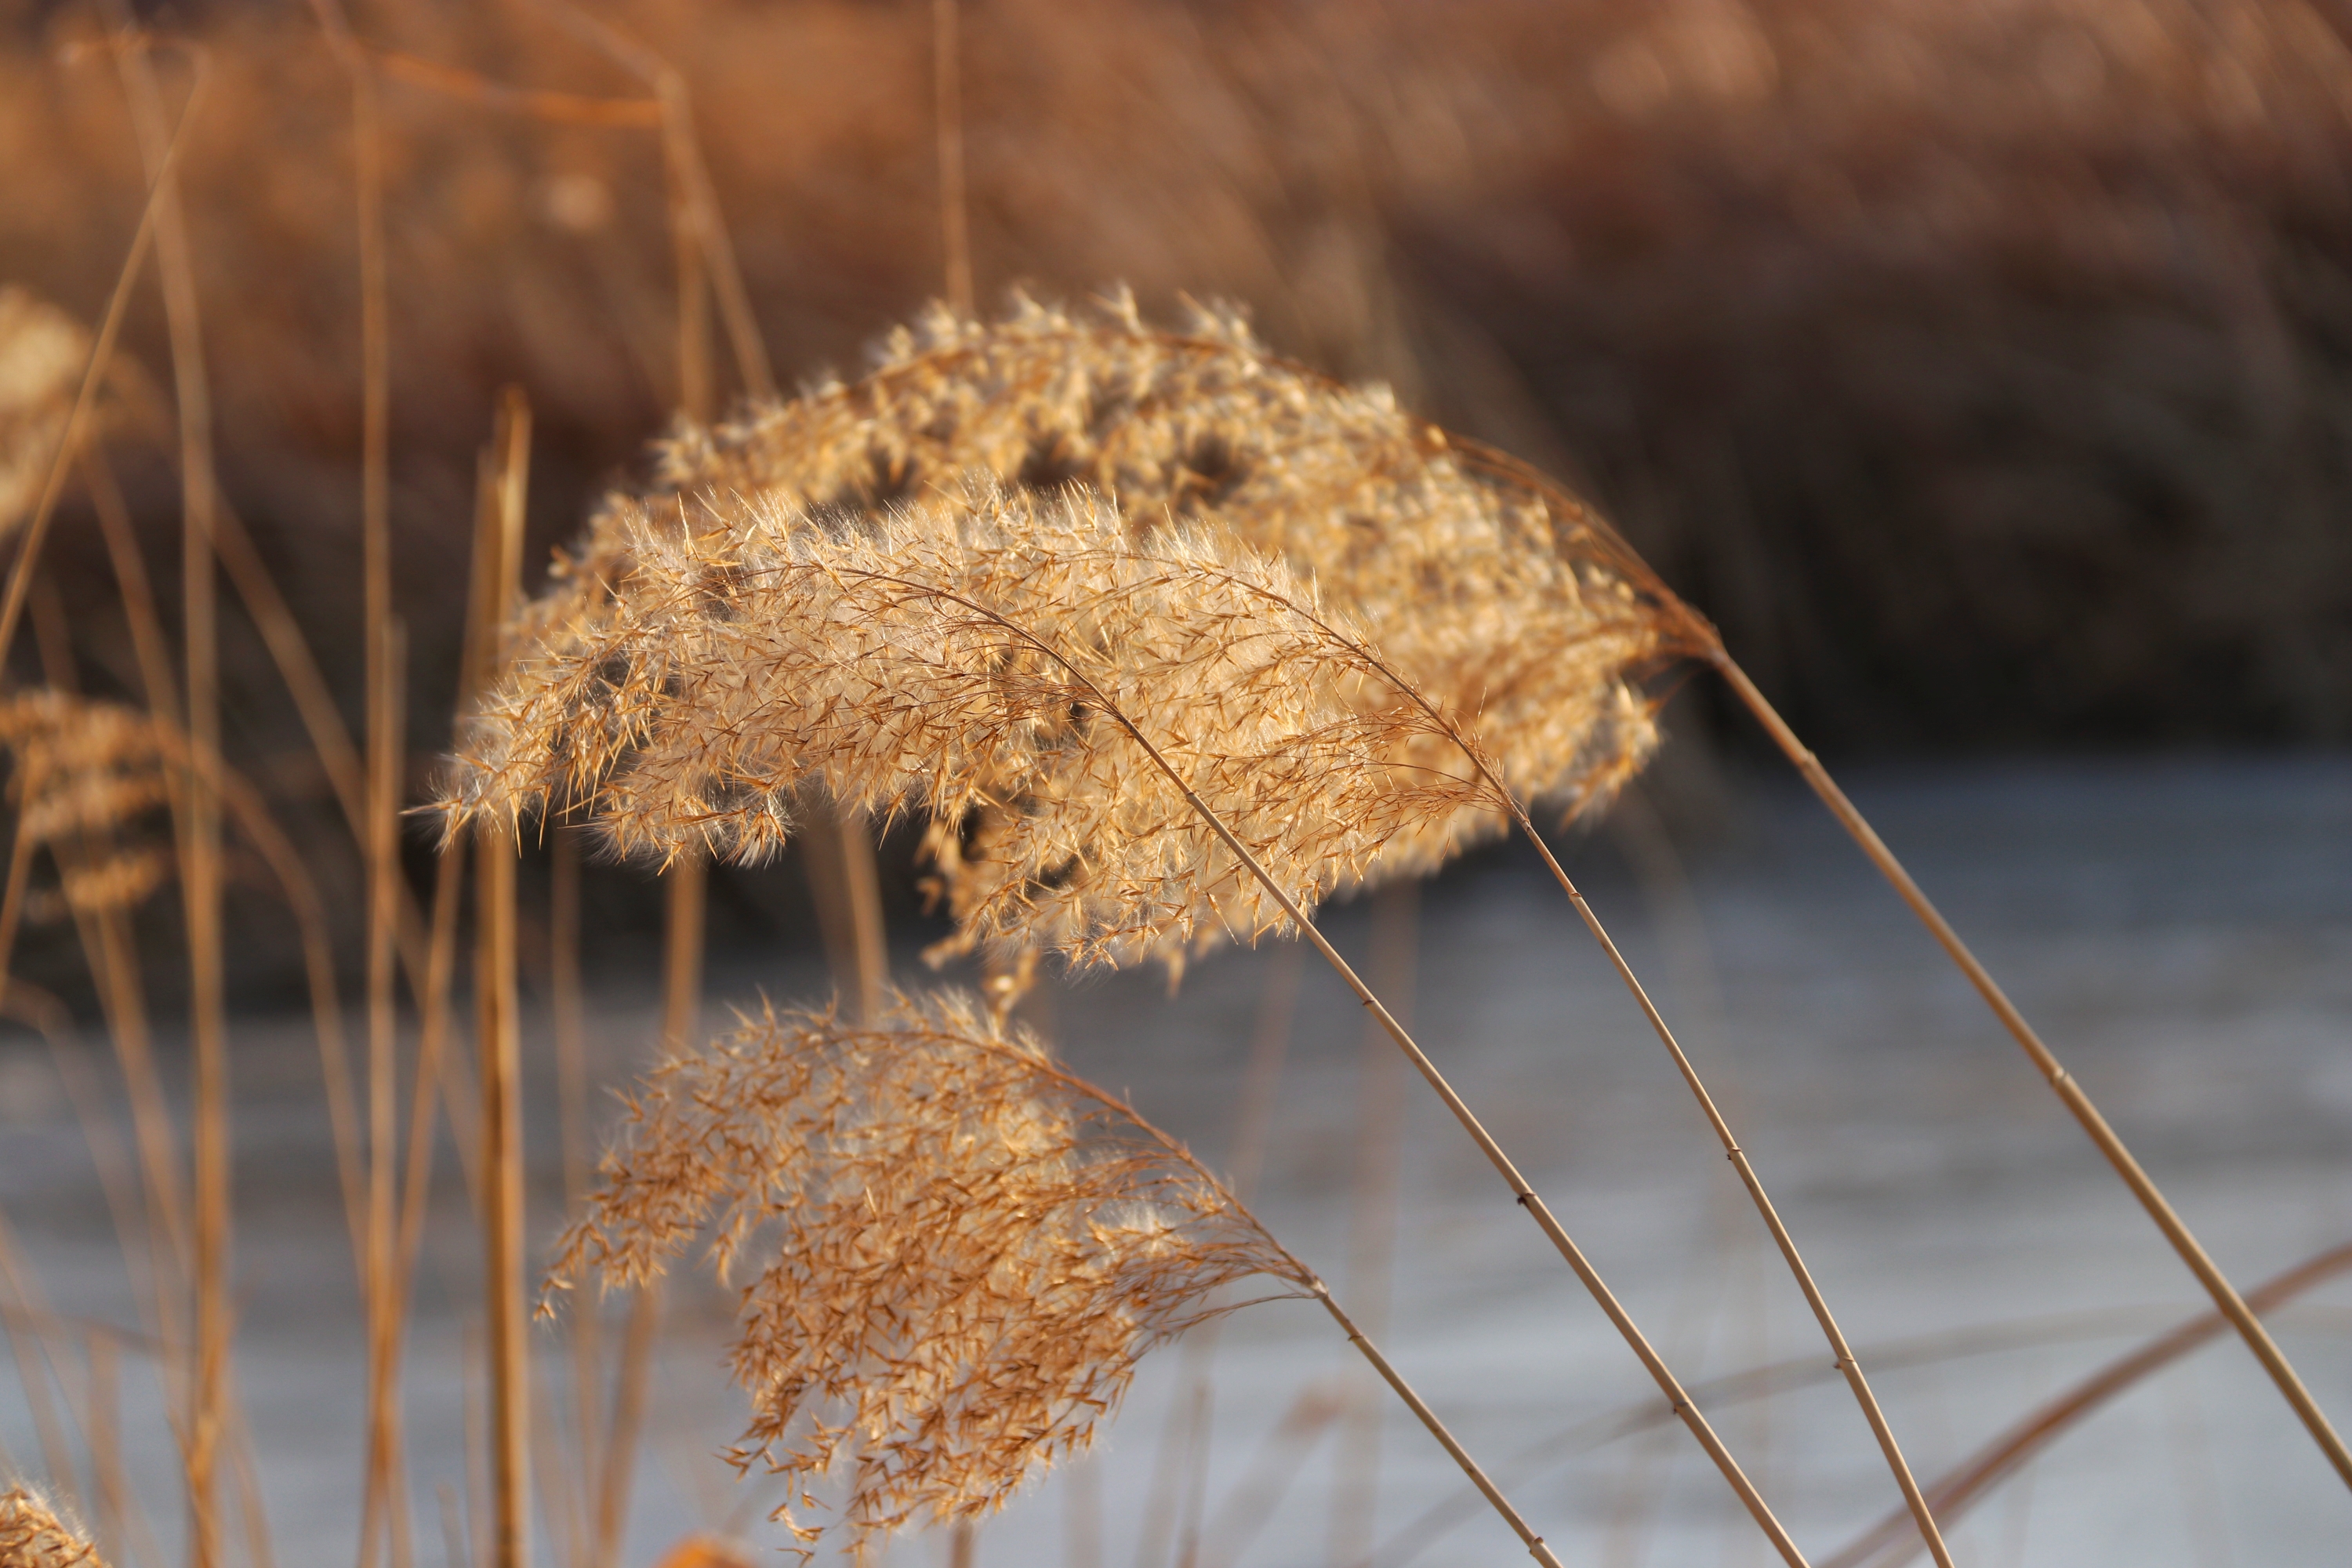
(4, 754), (2349, 1567)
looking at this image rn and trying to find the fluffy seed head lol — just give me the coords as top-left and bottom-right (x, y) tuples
(0, 1487), (105, 1568)
(544, 988), (1312, 1546)
(443, 485), (1510, 967)
(464, 296), (1673, 967)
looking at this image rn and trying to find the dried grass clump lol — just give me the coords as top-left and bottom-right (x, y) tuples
(444, 484), (1502, 967)
(0, 691), (177, 921)
(543, 987), (1313, 1545)
(0, 1487), (104, 1568)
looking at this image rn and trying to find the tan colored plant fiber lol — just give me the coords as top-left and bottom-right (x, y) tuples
(0, 1487), (105, 1568)
(543, 987), (1314, 1546)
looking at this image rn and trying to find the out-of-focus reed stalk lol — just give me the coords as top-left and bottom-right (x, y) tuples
(363, 621), (410, 1568)
(1828, 1237), (2352, 1568)
(0, 42), (201, 666)
(470, 390), (532, 1568)
(933, 0), (972, 317)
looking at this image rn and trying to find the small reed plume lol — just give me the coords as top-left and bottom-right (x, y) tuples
(0, 1486), (105, 1568)
(0, 691), (179, 924)
(0, 288), (147, 542)
(442, 485), (1500, 970)
(543, 988), (1319, 1547)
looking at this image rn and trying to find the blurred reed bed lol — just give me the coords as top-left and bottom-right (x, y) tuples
(1, 2), (2350, 1567)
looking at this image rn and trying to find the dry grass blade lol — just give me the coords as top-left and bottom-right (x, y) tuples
(0, 1487), (106, 1568)
(543, 988), (1316, 1547)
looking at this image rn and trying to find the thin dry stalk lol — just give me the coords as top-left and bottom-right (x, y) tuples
(548, 828), (608, 1563)
(281, 11), (406, 1550)
(362, 622), (412, 1568)
(933, 0), (973, 316)
(1703, 641), (2352, 1490)
(0, 1207), (82, 1511)
(1826, 1239), (2352, 1568)
(473, 394), (533, 1568)
(1445, 426), (2352, 1493)
(0, 44), (204, 666)
(1330, 882), (1415, 1568)
(93, 31), (237, 1557)
(586, 857), (704, 1568)
(546, 990), (1563, 1566)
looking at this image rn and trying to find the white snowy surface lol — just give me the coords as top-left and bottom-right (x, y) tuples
(3, 755), (2348, 1567)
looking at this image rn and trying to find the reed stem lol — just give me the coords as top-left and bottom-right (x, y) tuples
(932, 0), (973, 315)
(474, 393), (533, 1568)
(1310, 1287), (1561, 1568)
(1824, 1237), (2352, 1568)
(1701, 641), (2352, 1492)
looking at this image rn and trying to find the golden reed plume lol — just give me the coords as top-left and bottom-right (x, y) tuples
(543, 988), (1316, 1547)
(0, 691), (180, 924)
(443, 484), (1524, 968)
(444, 296), (1671, 968)
(0, 1487), (105, 1568)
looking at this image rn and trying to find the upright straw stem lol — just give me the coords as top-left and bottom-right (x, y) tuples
(932, 0), (973, 315)
(474, 393), (533, 1568)
(1701, 641), (2352, 1490)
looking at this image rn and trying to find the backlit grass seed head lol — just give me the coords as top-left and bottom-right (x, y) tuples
(0, 691), (178, 920)
(543, 988), (1313, 1546)
(474, 295), (1668, 967)
(442, 485), (1498, 968)
(0, 1486), (105, 1568)
(641, 292), (1664, 809)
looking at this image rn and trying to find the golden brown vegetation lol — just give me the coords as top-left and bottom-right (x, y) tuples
(545, 988), (1312, 1544)
(0, 1487), (105, 1568)
(3, 2), (2350, 1565)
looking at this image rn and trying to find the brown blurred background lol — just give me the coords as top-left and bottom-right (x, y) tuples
(4, 0), (2349, 991)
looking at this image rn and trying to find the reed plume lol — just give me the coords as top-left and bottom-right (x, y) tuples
(543, 988), (1317, 1546)
(442, 484), (1504, 969)
(0, 691), (178, 924)
(0, 1487), (105, 1568)
(476, 294), (1668, 963)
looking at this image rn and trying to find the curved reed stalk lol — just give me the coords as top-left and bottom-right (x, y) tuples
(546, 988), (1563, 1566)
(1453, 437), (2352, 1494)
